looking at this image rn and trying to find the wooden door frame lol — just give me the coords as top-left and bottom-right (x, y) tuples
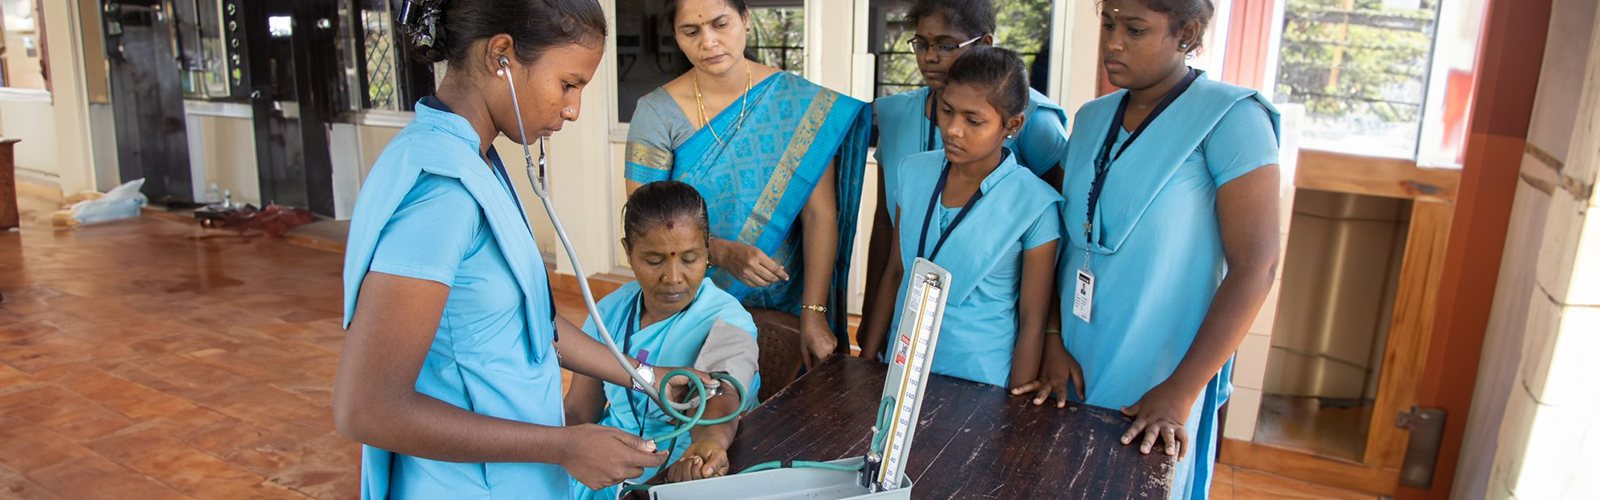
(1218, 149), (1461, 497)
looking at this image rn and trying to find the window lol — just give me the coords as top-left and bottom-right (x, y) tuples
(747, 4), (805, 74)
(613, 0), (807, 123)
(1273, 0), (1485, 165)
(1, 0), (47, 90)
(355, 1), (398, 109)
(867, 0), (1054, 98)
(338, 0), (434, 112)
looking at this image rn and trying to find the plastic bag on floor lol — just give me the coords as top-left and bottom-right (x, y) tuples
(70, 179), (146, 226)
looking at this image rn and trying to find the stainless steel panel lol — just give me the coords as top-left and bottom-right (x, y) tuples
(1265, 190), (1412, 399)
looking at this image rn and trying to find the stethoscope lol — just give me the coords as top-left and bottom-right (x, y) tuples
(495, 56), (748, 438)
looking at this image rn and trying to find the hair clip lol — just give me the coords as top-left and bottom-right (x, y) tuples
(398, 0), (445, 53)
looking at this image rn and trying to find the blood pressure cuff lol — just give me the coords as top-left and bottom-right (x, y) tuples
(695, 318), (760, 399)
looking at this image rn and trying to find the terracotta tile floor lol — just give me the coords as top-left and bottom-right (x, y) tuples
(1209, 465), (1381, 500)
(1, 192), (366, 499)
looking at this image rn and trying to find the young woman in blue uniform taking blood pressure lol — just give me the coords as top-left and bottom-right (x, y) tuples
(331, 1), (717, 498)
(1030, 0), (1283, 499)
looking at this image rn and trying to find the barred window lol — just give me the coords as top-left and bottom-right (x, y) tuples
(339, 0), (433, 112)
(867, 0), (1054, 99)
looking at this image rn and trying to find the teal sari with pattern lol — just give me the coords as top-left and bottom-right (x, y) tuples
(625, 72), (870, 337)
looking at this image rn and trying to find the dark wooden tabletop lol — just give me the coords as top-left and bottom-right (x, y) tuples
(710, 355), (1174, 499)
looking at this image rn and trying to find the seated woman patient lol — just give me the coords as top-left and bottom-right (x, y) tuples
(858, 46), (1062, 390)
(565, 180), (761, 499)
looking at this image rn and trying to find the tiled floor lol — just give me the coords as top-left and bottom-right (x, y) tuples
(1210, 465), (1381, 500)
(1, 191), (361, 499)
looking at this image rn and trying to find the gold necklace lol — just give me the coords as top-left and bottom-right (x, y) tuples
(693, 61), (752, 147)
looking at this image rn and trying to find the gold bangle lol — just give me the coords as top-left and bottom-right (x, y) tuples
(800, 304), (828, 315)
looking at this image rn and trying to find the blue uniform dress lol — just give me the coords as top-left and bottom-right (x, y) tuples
(888, 149), (1062, 387)
(1057, 74), (1280, 500)
(874, 87), (1069, 215)
(342, 98), (568, 500)
(567, 280), (760, 500)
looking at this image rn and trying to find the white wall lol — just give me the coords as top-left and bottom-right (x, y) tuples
(184, 109), (263, 208)
(0, 96), (59, 183)
(1, 0), (112, 195)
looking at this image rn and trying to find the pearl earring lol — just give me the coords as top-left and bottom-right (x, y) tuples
(1180, 43), (1189, 50)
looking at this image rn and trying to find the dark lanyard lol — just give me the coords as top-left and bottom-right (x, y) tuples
(917, 161), (984, 262)
(922, 90), (938, 152)
(617, 291), (697, 437)
(615, 294), (682, 475)
(619, 296), (648, 436)
(1084, 68), (1200, 244)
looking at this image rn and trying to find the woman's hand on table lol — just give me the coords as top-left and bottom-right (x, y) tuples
(1010, 335), (1084, 408)
(1119, 382), (1198, 458)
(799, 312), (837, 369)
(665, 441), (731, 483)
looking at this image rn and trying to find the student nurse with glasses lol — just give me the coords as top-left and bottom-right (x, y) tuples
(861, 0), (1071, 354)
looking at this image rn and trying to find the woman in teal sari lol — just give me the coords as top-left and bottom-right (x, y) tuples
(861, 0), (1070, 341)
(566, 181), (760, 499)
(625, 0), (870, 368)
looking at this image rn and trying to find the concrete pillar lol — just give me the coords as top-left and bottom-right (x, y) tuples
(1483, 3), (1600, 498)
(40, 0), (101, 195)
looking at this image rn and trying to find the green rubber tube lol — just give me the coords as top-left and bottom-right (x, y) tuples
(871, 396), (894, 455)
(738, 458), (868, 475)
(619, 378), (886, 493)
(646, 370), (752, 443)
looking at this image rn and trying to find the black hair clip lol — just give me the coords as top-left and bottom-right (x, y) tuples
(396, 0), (444, 53)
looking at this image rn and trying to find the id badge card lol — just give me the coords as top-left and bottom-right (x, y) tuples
(1073, 268), (1095, 323)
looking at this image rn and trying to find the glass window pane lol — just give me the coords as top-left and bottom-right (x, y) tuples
(1415, 0), (1486, 168)
(749, 6), (805, 74)
(867, 0), (1054, 99)
(1, 0), (46, 90)
(360, 4), (398, 110)
(1274, 0), (1442, 157)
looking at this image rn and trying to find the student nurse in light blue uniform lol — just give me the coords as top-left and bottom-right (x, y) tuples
(862, 0), (1070, 340)
(565, 181), (761, 499)
(858, 46), (1061, 390)
(1034, 1), (1282, 499)
(332, 1), (712, 498)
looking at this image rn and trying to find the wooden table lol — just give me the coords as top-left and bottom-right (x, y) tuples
(644, 356), (1174, 499)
